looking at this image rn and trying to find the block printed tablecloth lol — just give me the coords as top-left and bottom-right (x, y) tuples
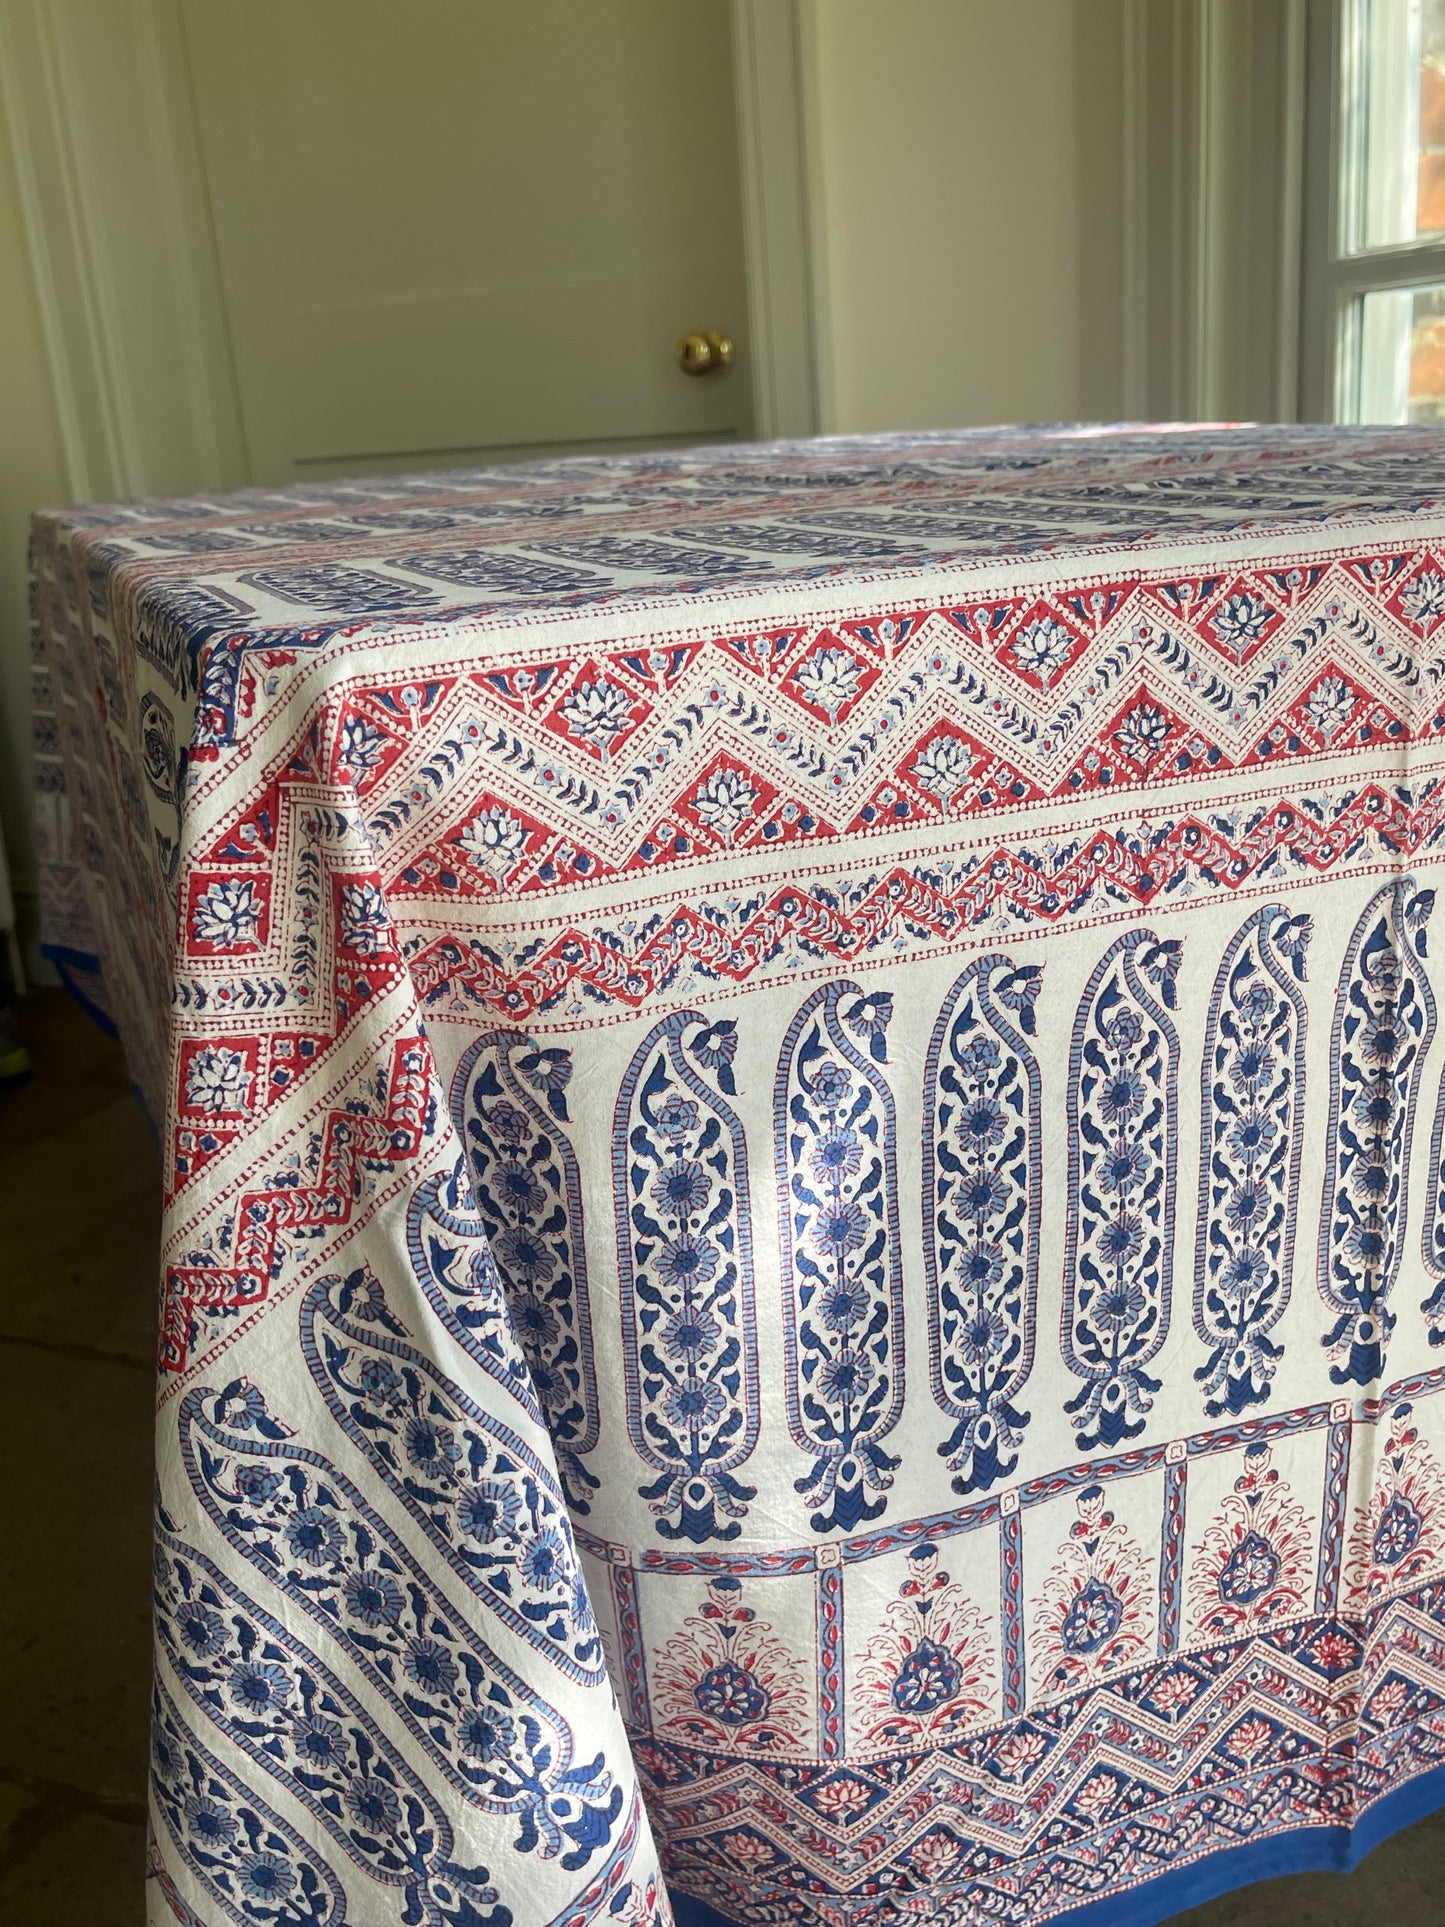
(31, 425), (1445, 1927)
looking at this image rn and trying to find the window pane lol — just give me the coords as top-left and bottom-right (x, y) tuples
(1356, 0), (1445, 248)
(1357, 282), (1445, 417)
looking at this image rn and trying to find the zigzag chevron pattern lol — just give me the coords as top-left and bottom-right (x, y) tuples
(161, 1036), (431, 1369)
(319, 562), (1445, 900)
(643, 1579), (1445, 1927)
(35, 426), (1445, 1927)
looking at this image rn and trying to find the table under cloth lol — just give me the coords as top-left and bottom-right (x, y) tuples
(31, 423), (1445, 1927)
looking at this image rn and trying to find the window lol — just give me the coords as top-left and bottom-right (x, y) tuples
(1317, 0), (1445, 420)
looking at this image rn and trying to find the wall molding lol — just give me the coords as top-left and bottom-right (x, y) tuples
(131, 0), (251, 490)
(0, 0), (130, 500)
(1192, 0), (1227, 418)
(1120, 0), (1149, 419)
(0, 0), (246, 503)
(729, 0), (821, 443)
(1273, 0), (1308, 420)
(1123, 0), (1307, 424)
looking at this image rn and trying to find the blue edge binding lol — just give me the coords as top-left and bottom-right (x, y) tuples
(43, 943), (158, 1140)
(670, 1756), (1445, 1927)
(43, 944), (118, 1039)
(46, 951), (1445, 1927)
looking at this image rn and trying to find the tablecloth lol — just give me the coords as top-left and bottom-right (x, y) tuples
(31, 423), (1445, 1927)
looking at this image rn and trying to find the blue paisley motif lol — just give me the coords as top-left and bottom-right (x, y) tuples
(299, 1265), (603, 1681)
(238, 563), (441, 612)
(140, 688), (179, 805)
(776, 979), (903, 1532)
(1218, 1531), (1280, 1604)
(615, 1010), (758, 1542)
(1419, 1013), (1445, 1348)
(154, 1523), (510, 1927)
(693, 1661), (769, 1724)
(1374, 1494), (1424, 1564)
(406, 1166), (543, 1414)
(150, 1680), (349, 1925)
(399, 550), (602, 594)
(178, 1380), (621, 1868)
(1059, 1577), (1123, 1655)
(1319, 879), (1436, 1385)
(924, 955), (1043, 1494)
(891, 1641), (963, 1713)
(1062, 930), (1182, 1449)
(1194, 905), (1312, 1416)
(450, 1030), (599, 1512)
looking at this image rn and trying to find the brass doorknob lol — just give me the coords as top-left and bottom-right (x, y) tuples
(678, 330), (734, 376)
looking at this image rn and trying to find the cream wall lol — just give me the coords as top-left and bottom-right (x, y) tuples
(803, 0), (1126, 433)
(0, 123), (69, 908)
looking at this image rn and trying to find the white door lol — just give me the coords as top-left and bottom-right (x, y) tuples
(180, 0), (755, 483)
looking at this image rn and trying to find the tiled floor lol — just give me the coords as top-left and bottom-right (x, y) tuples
(3, 989), (1445, 1926)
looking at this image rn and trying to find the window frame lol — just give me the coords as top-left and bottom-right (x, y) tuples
(1303, 0), (1445, 419)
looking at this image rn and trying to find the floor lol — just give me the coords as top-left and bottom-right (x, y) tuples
(2, 989), (1445, 1926)
(1, 989), (158, 1924)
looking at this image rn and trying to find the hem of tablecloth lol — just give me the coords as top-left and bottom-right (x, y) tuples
(41, 943), (118, 1038)
(665, 1756), (1445, 1927)
(42, 941), (159, 1140)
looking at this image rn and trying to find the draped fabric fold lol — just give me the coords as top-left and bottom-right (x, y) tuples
(31, 426), (1445, 1927)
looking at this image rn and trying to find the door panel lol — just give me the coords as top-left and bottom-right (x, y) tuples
(180, 0), (752, 482)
